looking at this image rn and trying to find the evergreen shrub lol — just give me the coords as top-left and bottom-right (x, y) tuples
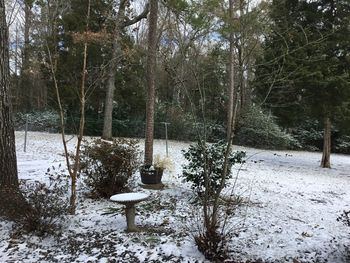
(235, 106), (299, 150)
(291, 119), (323, 151)
(80, 138), (140, 198)
(335, 136), (350, 154)
(182, 140), (245, 196)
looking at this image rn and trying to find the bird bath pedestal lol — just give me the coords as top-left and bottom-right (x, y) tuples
(110, 192), (149, 232)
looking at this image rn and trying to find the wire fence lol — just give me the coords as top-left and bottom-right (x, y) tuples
(15, 114), (224, 141)
(15, 113), (225, 152)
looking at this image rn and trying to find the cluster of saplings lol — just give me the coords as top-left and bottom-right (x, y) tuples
(14, 107), (350, 154)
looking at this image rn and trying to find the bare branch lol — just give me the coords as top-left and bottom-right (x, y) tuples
(122, 2), (149, 28)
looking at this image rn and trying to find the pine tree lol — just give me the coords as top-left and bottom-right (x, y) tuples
(255, 0), (350, 168)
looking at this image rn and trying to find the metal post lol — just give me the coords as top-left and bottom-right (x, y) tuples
(161, 122), (170, 156)
(24, 114), (28, 152)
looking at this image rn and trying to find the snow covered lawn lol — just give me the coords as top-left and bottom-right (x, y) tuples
(1, 131), (349, 262)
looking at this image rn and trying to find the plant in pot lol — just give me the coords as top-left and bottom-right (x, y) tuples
(140, 155), (174, 184)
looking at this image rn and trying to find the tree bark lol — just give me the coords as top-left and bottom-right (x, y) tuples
(0, 0), (33, 221)
(0, 0), (19, 188)
(321, 117), (331, 168)
(102, 35), (122, 140)
(102, 0), (127, 140)
(102, 1), (149, 140)
(144, 0), (159, 166)
(226, 0), (237, 142)
(23, 0), (33, 110)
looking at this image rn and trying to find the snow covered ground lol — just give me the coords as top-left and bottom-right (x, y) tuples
(1, 131), (350, 262)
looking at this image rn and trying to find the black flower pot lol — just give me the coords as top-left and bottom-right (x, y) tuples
(140, 166), (163, 184)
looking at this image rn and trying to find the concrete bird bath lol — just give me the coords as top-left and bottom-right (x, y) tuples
(110, 192), (149, 232)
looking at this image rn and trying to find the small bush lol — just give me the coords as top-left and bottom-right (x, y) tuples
(235, 106), (299, 150)
(194, 227), (228, 262)
(80, 138), (140, 198)
(182, 140), (245, 196)
(18, 168), (70, 235)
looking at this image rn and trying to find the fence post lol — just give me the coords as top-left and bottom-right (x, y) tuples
(161, 122), (170, 156)
(24, 114), (28, 152)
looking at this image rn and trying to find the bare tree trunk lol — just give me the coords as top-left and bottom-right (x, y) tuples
(244, 58), (253, 110)
(69, 32), (88, 214)
(102, 36), (121, 140)
(20, 0), (33, 111)
(321, 117), (331, 168)
(240, 72), (247, 111)
(102, 0), (126, 140)
(102, 1), (149, 140)
(13, 24), (20, 112)
(226, 0), (236, 142)
(0, 0), (18, 188)
(144, 0), (158, 166)
(0, 0), (33, 221)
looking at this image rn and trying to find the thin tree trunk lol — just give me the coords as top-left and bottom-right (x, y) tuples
(70, 5), (90, 213)
(321, 117), (331, 168)
(144, 0), (159, 166)
(240, 72), (247, 111)
(244, 59), (253, 110)
(227, 0), (236, 142)
(45, 0), (90, 214)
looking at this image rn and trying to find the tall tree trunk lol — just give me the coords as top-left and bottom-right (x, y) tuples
(0, 0), (18, 188)
(21, 0), (33, 111)
(240, 71), (247, 111)
(102, 0), (126, 140)
(0, 0), (32, 221)
(226, 0), (236, 141)
(144, 0), (159, 166)
(102, 36), (121, 140)
(102, 1), (149, 140)
(321, 117), (331, 168)
(13, 24), (20, 113)
(244, 57), (253, 110)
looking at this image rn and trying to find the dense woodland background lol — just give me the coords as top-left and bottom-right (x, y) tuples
(1, 2), (350, 260)
(5, 0), (350, 154)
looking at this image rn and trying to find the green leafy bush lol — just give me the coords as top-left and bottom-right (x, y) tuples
(182, 140), (246, 196)
(80, 138), (140, 198)
(235, 106), (299, 150)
